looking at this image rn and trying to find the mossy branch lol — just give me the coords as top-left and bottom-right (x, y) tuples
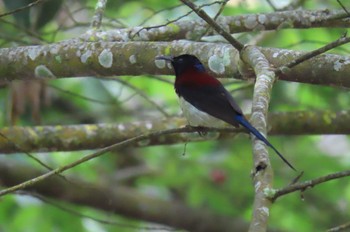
(0, 110), (348, 153)
(0, 42), (349, 88)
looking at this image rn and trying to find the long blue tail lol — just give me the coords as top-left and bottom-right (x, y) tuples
(235, 115), (296, 171)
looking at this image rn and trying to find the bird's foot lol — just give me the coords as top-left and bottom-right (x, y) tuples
(186, 125), (209, 136)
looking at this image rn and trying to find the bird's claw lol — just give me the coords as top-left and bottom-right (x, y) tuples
(186, 125), (209, 136)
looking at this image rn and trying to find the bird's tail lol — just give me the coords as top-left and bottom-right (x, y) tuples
(234, 115), (296, 171)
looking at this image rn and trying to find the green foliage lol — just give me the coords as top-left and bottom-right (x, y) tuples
(0, 0), (349, 231)
(3, 0), (63, 30)
(3, 0), (32, 28)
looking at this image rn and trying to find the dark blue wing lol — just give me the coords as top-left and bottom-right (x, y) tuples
(176, 84), (243, 127)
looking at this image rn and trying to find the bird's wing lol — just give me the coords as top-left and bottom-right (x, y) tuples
(177, 84), (243, 127)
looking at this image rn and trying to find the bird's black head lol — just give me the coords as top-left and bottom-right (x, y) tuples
(156, 54), (206, 76)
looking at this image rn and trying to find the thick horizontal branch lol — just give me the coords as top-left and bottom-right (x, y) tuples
(80, 9), (350, 42)
(268, 110), (350, 135)
(0, 159), (250, 232)
(0, 41), (349, 87)
(0, 110), (349, 153)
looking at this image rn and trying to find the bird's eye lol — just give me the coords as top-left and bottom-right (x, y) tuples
(194, 63), (205, 72)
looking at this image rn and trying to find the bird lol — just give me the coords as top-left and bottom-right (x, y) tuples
(156, 54), (295, 171)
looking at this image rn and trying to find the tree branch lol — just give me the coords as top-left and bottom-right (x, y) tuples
(0, 159), (252, 232)
(271, 170), (350, 201)
(90, 0), (108, 29)
(0, 42), (350, 87)
(0, 127), (199, 196)
(79, 10), (350, 42)
(179, 0), (244, 51)
(241, 45), (276, 232)
(328, 221), (350, 232)
(276, 34), (350, 75)
(1, 110), (349, 153)
(0, 0), (44, 18)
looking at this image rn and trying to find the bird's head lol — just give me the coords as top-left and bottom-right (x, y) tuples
(156, 54), (206, 76)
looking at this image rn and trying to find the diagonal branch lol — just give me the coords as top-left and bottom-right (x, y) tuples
(110, 77), (170, 117)
(179, 0), (244, 51)
(0, 159), (251, 232)
(271, 170), (350, 201)
(195, 0), (229, 40)
(1, 125), (268, 197)
(0, 127), (194, 196)
(0, 0), (44, 18)
(328, 221), (350, 232)
(276, 34), (350, 75)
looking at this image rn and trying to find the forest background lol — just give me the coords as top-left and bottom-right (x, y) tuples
(0, 0), (350, 231)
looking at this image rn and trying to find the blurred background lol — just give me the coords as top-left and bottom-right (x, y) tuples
(0, 0), (349, 231)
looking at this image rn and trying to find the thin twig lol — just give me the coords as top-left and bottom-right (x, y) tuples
(283, 39), (350, 55)
(18, 191), (175, 231)
(0, 18), (46, 43)
(327, 222), (350, 232)
(111, 77), (170, 117)
(145, 75), (174, 85)
(280, 0), (307, 11)
(0, 0), (44, 18)
(48, 4), (94, 42)
(0, 126), (224, 196)
(0, 133), (103, 194)
(48, 84), (116, 105)
(179, 0), (244, 51)
(336, 0), (350, 16)
(196, 0), (229, 40)
(276, 34), (350, 75)
(266, 0), (278, 11)
(131, 1), (225, 39)
(267, 0), (305, 12)
(271, 170), (350, 201)
(0, 133), (67, 180)
(139, 4), (183, 26)
(90, 0), (107, 29)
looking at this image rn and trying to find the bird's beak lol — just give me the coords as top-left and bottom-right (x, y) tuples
(155, 55), (174, 62)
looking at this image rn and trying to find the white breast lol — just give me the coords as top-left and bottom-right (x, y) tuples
(179, 97), (226, 128)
